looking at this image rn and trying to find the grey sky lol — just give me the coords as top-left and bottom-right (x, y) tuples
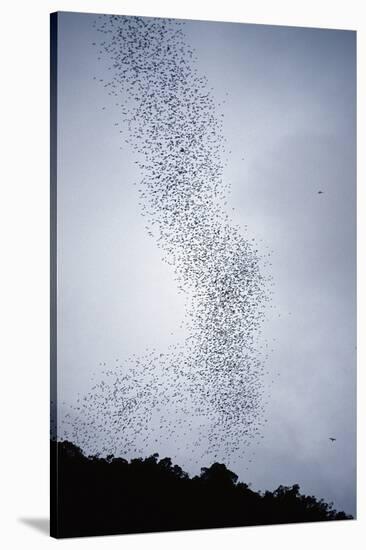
(56, 12), (356, 515)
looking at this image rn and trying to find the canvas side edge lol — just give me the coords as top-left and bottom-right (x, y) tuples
(50, 11), (59, 540)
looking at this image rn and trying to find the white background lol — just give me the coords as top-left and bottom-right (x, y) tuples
(0, 1), (364, 548)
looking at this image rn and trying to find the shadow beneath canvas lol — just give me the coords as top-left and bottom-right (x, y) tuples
(18, 517), (49, 536)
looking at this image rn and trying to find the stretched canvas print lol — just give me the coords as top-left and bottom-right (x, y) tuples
(50, 11), (356, 538)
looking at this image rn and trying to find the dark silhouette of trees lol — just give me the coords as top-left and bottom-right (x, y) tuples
(51, 440), (352, 538)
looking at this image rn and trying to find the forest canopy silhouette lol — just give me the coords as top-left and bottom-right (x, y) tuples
(51, 440), (352, 538)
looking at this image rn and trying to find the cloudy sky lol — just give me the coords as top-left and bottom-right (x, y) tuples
(55, 12), (356, 515)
